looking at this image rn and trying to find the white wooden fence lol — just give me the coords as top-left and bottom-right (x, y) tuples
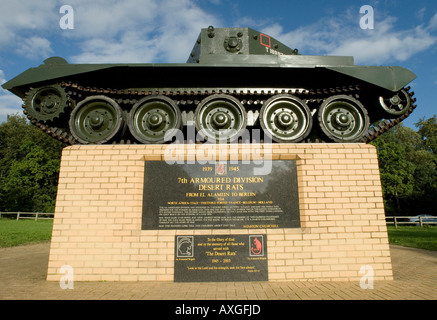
(0, 212), (54, 221)
(386, 216), (437, 228)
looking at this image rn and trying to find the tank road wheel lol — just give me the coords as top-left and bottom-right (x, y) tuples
(195, 94), (247, 142)
(69, 96), (124, 144)
(25, 84), (70, 122)
(259, 95), (312, 143)
(379, 89), (411, 116)
(318, 95), (369, 142)
(128, 96), (182, 144)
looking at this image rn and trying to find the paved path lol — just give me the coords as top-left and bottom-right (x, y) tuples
(0, 242), (436, 300)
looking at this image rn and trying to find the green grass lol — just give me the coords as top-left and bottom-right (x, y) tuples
(387, 225), (437, 251)
(0, 218), (53, 248)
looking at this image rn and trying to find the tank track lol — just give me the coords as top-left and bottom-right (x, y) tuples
(361, 86), (416, 143)
(22, 82), (416, 145)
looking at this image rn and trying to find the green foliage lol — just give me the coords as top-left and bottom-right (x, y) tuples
(371, 116), (437, 216)
(0, 114), (66, 212)
(416, 115), (437, 154)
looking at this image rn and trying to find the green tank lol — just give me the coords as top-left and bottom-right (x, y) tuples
(2, 26), (417, 145)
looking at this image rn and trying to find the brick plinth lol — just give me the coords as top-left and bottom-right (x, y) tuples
(47, 143), (393, 282)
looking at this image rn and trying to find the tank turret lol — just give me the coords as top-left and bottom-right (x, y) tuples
(2, 26), (417, 145)
(187, 26), (299, 64)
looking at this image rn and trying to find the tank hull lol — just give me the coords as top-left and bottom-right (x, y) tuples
(3, 55), (415, 96)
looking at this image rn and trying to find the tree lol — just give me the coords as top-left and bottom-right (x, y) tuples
(412, 116), (437, 213)
(371, 117), (437, 216)
(371, 128), (415, 214)
(0, 114), (66, 212)
(416, 116), (437, 155)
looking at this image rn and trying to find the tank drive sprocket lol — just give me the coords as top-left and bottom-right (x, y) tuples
(24, 84), (71, 123)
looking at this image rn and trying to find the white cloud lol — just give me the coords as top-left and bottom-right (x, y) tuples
(261, 12), (437, 65)
(15, 36), (53, 60)
(0, 0), (220, 64)
(429, 12), (437, 31)
(0, 94), (23, 123)
(68, 0), (220, 63)
(0, 70), (24, 123)
(416, 8), (427, 21)
(66, 0), (158, 39)
(0, 1), (58, 61)
(73, 33), (157, 63)
(330, 22), (436, 64)
(0, 0), (57, 46)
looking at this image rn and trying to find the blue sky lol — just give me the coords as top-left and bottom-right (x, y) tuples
(0, 0), (436, 129)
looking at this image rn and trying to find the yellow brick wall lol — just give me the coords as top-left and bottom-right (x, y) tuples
(47, 143), (393, 282)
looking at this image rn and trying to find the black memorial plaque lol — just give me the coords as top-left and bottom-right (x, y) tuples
(174, 234), (268, 282)
(142, 160), (300, 230)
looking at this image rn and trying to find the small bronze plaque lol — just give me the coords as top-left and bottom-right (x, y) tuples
(174, 234), (268, 282)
